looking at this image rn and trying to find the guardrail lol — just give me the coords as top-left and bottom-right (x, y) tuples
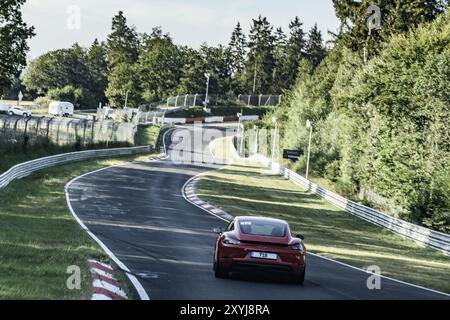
(255, 154), (450, 255)
(0, 146), (152, 190)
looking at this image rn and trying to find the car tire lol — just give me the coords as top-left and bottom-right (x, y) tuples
(214, 262), (228, 279)
(8, 111), (13, 116)
(294, 266), (306, 285)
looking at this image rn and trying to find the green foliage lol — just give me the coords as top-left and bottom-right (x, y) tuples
(277, 12), (450, 232)
(139, 28), (184, 101)
(0, 0), (35, 96)
(105, 62), (141, 108)
(332, 0), (447, 59)
(22, 44), (103, 108)
(47, 86), (83, 107)
(242, 15), (276, 93)
(177, 44), (232, 95)
(106, 11), (139, 68)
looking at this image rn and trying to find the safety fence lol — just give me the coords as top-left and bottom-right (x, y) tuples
(255, 153), (450, 255)
(237, 94), (282, 107)
(0, 115), (137, 148)
(0, 146), (152, 190)
(166, 94), (282, 108)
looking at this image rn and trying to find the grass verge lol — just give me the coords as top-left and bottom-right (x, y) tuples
(196, 138), (450, 293)
(0, 152), (154, 299)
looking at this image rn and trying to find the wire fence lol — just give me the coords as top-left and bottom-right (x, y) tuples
(0, 114), (137, 150)
(165, 94), (282, 108)
(237, 94), (282, 107)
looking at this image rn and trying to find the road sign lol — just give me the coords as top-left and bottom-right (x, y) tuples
(283, 149), (302, 162)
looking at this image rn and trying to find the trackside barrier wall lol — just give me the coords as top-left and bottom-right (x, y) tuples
(0, 146), (151, 190)
(255, 154), (450, 255)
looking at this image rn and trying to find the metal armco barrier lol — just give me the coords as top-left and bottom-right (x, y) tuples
(0, 146), (151, 190)
(256, 154), (450, 255)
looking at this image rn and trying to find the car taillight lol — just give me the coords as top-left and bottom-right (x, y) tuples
(222, 235), (241, 245)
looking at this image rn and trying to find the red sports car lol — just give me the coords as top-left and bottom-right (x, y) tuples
(213, 216), (306, 284)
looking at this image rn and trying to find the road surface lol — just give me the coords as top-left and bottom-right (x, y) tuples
(67, 124), (448, 300)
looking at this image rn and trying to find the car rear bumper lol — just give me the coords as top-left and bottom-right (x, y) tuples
(218, 242), (306, 276)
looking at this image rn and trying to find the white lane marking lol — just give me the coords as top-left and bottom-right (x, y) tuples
(65, 165), (150, 300)
(307, 252), (449, 297)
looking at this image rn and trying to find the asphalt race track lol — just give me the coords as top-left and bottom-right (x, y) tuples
(67, 125), (448, 300)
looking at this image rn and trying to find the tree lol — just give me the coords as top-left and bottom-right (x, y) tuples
(105, 63), (141, 108)
(243, 15), (276, 93)
(332, 0), (447, 58)
(106, 11), (140, 68)
(285, 17), (307, 87)
(272, 27), (289, 92)
(228, 22), (247, 93)
(0, 0), (35, 96)
(305, 24), (327, 68)
(87, 39), (108, 105)
(106, 11), (140, 106)
(47, 85), (84, 108)
(139, 28), (184, 101)
(22, 44), (96, 108)
(178, 44), (232, 95)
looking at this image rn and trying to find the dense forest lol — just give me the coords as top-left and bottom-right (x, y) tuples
(4, 11), (327, 109)
(268, 1), (449, 232)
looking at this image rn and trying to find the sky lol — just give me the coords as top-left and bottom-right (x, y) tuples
(22, 0), (341, 59)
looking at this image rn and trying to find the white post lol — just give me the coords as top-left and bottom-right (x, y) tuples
(253, 125), (258, 155)
(175, 95), (179, 108)
(204, 73), (210, 111)
(124, 90), (129, 109)
(184, 95), (188, 108)
(306, 120), (313, 180)
(193, 94), (198, 107)
(271, 116), (277, 164)
(258, 94), (262, 107)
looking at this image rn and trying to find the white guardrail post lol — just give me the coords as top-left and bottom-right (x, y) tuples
(0, 146), (152, 190)
(255, 154), (450, 255)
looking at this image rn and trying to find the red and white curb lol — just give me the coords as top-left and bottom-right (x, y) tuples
(89, 260), (128, 300)
(182, 176), (233, 223)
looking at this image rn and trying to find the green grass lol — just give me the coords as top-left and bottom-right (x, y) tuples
(195, 138), (450, 293)
(0, 152), (154, 299)
(166, 106), (272, 118)
(134, 124), (160, 146)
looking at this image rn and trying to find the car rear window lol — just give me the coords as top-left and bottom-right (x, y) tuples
(239, 220), (287, 238)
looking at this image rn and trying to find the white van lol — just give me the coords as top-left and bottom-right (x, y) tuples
(49, 101), (74, 117)
(0, 104), (10, 114)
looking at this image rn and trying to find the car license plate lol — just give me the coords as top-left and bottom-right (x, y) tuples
(251, 252), (278, 260)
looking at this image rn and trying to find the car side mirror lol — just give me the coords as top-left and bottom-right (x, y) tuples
(296, 234), (305, 241)
(213, 227), (223, 235)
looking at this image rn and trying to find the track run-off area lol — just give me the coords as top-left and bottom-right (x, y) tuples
(66, 124), (449, 300)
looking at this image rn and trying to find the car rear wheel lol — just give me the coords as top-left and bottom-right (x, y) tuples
(214, 262), (228, 279)
(294, 266), (306, 285)
(8, 112), (13, 116)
